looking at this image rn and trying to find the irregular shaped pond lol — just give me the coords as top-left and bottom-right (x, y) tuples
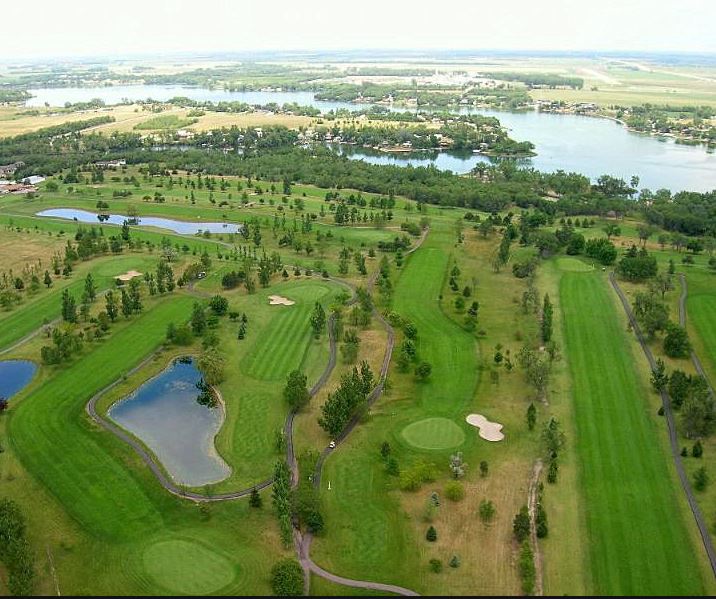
(108, 358), (230, 487)
(0, 360), (37, 400)
(36, 208), (242, 235)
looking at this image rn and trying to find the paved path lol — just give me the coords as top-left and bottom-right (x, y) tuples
(610, 273), (716, 579)
(678, 274), (715, 398)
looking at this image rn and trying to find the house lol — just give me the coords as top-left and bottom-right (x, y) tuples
(95, 159), (127, 169)
(0, 162), (24, 177)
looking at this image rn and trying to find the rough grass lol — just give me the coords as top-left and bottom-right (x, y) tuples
(688, 293), (716, 379)
(401, 417), (465, 450)
(560, 272), (705, 595)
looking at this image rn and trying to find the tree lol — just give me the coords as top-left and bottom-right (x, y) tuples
(197, 347), (226, 386)
(61, 289), (77, 323)
(105, 290), (118, 322)
(694, 467), (709, 492)
(479, 499), (496, 523)
(310, 302), (326, 339)
(270, 559), (304, 596)
(479, 460), (489, 477)
(513, 505), (531, 542)
(84, 273), (97, 302)
(693, 440), (704, 458)
(449, 452), (467, 478)
(527, 403), (537, 431)
(650, 359), (669, 393)
(414, 361), (432, 382)
(249, 487), (262, 508)
(284, 370), (310, 411)
(444, 481), (465, 502)
(585, 237), (617, 265)
(542, 418), (566, 456)
(191, 302), (207, 335)
(664, 323), (691, 358)
(541, 294), (553, 344)
(209, 295), (229, 316)
(43, 270), (52, 289)
(603, 223), (621, 240)
(426, 525), (437, 542)
(535, 502), (548, 538)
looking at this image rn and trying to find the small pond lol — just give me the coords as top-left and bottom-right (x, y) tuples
(0, 360), (37, 400)
(36, 208), (241, 235)
(108, 358), (230, 487)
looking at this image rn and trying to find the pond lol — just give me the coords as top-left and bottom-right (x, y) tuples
(107, 358), (230, 487)
(36, 208), (241, 235)
(0, 360), (37, 400)
(25, 86), (716, 192)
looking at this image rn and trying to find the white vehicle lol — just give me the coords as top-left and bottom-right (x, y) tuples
(197, 271), (207, 279)
(329, 440), (336, 449)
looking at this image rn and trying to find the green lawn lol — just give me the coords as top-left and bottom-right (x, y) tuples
(560, 272), (706, 595)
(10, 295), (195, 540)
(0, 255), (158, 350)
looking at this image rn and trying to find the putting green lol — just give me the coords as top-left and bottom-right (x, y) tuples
(401, 418), (465, 450)
(556, 257), (594, 272)
(143, 539), (237, 595)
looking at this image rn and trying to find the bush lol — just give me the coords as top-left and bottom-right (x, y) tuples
(444, 481), (465, 502)
(209, 294), (229, 315)
(426, 526), (437, 542)
(513, 506), (531, 542)
(694, 467), (709, 492)
(479, 499), (496, 523)
(429, 558), (443, 573)
(270, 559), (304, 596)
(693, 440), (704, 458)
(449, 555), (460, 569)
(518, 541), (536, 594)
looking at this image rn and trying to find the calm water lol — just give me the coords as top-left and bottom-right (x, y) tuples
(0, 360), (37, 400)
(26, 86), (716, 192)
(26, 85), (361, 112)
(108, 358), (230, 487)
(36, 208), (241, 234)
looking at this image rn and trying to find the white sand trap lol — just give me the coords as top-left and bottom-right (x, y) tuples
(466, 414), (505, 442)
(268, 295), (295, 306)
(116, 270), (143, 281)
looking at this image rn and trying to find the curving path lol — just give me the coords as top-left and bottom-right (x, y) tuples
(678, 274), (715, 398)
(609, 273), (716, 580)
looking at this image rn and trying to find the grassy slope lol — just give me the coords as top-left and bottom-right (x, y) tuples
(560, 272), (705, 595)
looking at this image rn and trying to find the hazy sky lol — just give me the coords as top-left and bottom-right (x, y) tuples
(2, 0), (715, 59)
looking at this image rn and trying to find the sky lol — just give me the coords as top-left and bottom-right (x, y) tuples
(2, 0), (715, 60)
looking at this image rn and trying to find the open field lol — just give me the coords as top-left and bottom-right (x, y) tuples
(560, 272), (706, 595)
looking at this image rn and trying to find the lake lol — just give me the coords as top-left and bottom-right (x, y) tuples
(25, 86), (716, 192)
(108, 358), (230, 487)
(0, 360), (37, 400)
(36, 208), (241, 235)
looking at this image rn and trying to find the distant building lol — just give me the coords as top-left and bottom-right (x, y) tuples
(22, 175), (45, 185)
(0, 161), (24, 177)
(95, 159), (127, 169)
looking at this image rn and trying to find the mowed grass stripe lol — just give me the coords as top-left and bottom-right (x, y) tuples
(241, 288), (328, 381)
(688, 294), (716, 376)
(561, 273), (704, 595)
(10, 296), (194, 540)
(392, 237), (477, 414)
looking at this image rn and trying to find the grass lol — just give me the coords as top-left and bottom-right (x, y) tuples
(0, 254), (159, 350)
(142, 537), (237, 594)
(555, 256), (594, 272)
(10, 295), (194, 540)
(401, 417), (466, 450)
(560, 271), (706, 595)
(134, 114), (197, 131)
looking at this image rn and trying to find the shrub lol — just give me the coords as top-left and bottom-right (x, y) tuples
(479, 499), (496, 523)
(513, 506), (531, 542)
(518, 541), (536, 594)
(693, 440), (704, 458)
(426, 526), (437, 542)
(270, 559), (304, 596)
(444, 481), (465, 502)
(449, 555), (460, 569)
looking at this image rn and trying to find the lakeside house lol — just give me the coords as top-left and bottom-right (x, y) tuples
(95, 159), (127, 169)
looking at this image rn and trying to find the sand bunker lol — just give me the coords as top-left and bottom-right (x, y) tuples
(116, 270), (143, 281)
(466, 414), (505, 442)
(268, 295), (295, 306)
